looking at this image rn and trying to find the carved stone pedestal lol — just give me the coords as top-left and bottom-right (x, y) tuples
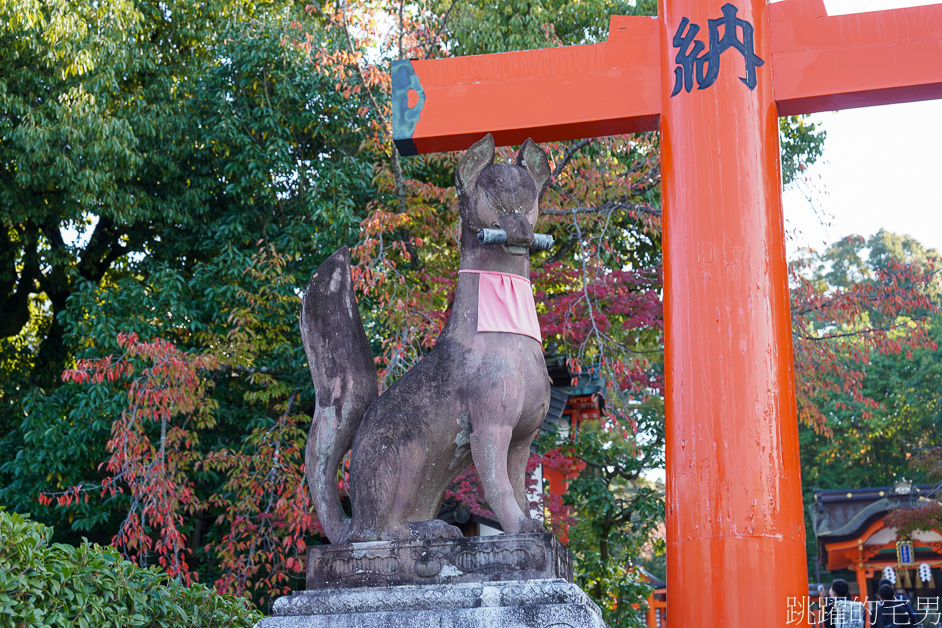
(306, 532), (571, 589)
(255, 533), (608, 627)
(256, 578), (608, 627)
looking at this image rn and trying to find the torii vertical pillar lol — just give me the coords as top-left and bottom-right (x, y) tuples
(658, 0), (805, 623)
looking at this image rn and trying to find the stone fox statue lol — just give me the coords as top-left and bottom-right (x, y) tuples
(301, 134), (553, 544)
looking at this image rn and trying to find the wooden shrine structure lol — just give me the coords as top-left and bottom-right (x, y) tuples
(815, 485), (942, 602)
(392, 0), (942, 625)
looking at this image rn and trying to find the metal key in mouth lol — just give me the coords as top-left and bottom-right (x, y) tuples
(477, 228), (555, 251)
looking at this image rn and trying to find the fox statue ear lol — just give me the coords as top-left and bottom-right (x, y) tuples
(516, 138), (552, 194)
(456, 133), (495, 195)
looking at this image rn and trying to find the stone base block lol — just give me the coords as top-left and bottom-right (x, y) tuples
(306, 532), (571, 589)
(255, 578), (608, 628)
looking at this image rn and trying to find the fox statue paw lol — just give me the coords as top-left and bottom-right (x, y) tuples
(404, 520), (463, 541)
(517, 518), (547, 535)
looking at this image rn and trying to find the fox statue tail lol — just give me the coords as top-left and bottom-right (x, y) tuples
(300, 247), (378, 544)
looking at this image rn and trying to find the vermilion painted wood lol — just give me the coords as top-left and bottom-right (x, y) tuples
(398, 16), (660, 154)
(824, 519), (886, 570)
(856, 568), (868, 610)
(394, 0), (942, 152)
(770, 0), (942, 115)
(659, 0), (807, 625)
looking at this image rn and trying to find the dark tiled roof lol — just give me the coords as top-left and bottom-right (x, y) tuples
(541, 387), (571, 434)
(812, 485), (938, 563)
(538, 353), (605, 440)
(543, 352), (605, 395)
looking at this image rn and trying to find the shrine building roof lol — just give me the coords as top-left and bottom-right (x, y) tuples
(812, 484), (940, 569)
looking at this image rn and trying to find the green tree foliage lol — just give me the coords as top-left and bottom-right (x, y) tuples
(0, 509), (261, 626)
(798, 315), (942, 489)
(432, 0), (655, 55)
(0, 0), (374, 599)
(537, 403), (664, 627)
(780, 115), (826, 187)
(0, 0), (245, 385)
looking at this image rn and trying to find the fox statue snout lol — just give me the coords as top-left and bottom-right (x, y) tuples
(302, 133), (553, 544)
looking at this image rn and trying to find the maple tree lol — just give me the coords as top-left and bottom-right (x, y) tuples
(790, 231), (941, 576)
(884, 440), (942, 539)
(33, 247), (320, 605)
(42, 332), (217, 583)
(199, 249), (321, 600)
(884, 445), (942, 537)
(790, 231), (939, 434)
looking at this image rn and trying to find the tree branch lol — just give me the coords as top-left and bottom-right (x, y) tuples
(339, 0), (407, 215)
(425, 0), (458, 59)
(542, 200), (661, 218)
(0, 225), (41, 338)
(551, 138), (592, 180)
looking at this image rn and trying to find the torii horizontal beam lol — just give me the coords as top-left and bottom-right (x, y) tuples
(392, 0), (942, 155)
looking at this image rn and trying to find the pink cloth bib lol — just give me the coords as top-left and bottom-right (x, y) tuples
(459, 269), (541, 343)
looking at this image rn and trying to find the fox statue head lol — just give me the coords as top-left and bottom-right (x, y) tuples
(455, 133), (553, 257)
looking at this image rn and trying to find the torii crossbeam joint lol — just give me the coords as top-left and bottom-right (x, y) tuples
(391, 1), (942, 625)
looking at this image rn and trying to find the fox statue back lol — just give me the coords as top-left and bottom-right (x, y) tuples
(301, 134), (553, 543)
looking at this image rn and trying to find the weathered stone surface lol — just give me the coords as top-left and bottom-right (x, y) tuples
(254, 578), (609, 628)
(302, 134), (556, 544)
(306, 532), (571, 589)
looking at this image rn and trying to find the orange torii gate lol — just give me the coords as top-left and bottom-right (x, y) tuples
(391, 0), (942, 625)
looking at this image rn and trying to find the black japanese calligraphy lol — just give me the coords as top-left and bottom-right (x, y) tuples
(671, 3), (765, 97)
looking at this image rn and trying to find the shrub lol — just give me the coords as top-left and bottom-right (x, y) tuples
(0, 510), (263, 627)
